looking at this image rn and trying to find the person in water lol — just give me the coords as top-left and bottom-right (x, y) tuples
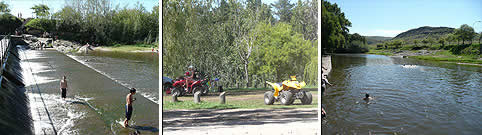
(322, 74), (332, 96)
(322, 107), (326, 118)
(363, 93), (373, 101)
(60, 76), (68, 99)
(124, 88), (136, 128)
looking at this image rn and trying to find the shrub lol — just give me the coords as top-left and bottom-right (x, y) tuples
(24, 18), (56, 32)
(0, 13), (22, 34)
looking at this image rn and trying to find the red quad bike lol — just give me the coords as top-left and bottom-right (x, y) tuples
(171, 77), (209, 96)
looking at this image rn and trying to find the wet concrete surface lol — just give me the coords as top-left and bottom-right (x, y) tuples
(21, 48), (158, 135)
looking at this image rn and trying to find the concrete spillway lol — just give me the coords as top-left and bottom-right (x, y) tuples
(0, 36), (32, 134)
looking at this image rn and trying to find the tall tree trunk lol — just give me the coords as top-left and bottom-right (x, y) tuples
(244, 62), (249, 88)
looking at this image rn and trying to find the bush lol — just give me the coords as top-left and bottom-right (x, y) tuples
(25, 18), (56, 32)
(0, 13), (22, 34)
(448, 44), (471, 55)
(460, 44), (480, 55)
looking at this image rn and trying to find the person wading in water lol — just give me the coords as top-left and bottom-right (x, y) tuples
(124, 88), (136, 128)
(60, 76), (68, 99)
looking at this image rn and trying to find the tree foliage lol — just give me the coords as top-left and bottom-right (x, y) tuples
(322, 0), (352, 54)
(272, 0), (294, 22)
(31, 4), (50, 18)
(163, 0), (318, 88)
(454, 24), (476, 45)
(0, 13), (22, 34)
(48, 0), (158, 45)
(0, 1), (10, 13)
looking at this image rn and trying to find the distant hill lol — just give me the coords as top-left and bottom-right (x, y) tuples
(365, 36), (392, 45)
(392, 26), (455, 42)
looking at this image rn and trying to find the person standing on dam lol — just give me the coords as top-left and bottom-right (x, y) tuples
(124, 88), (136, 128)
(60, 76), (68, 99)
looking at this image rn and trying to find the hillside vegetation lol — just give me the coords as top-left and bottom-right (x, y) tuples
(392, 26), (455, 42)
(365, 36), (392, 45)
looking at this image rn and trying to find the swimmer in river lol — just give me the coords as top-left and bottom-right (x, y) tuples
(322, 107), (326, 118)
(60, 76), (68, 99)
(363, 93), (373, 101)
(124, 88), (137, 128)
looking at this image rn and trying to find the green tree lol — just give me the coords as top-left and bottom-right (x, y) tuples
(413, 39), (419, 46)
(0, 13), (22, 34)
(438, 37), (446, 48)
(427, 37), (434, 46)
(446, 33), (456, 45)
(0, 1), (10, 13)
(422, 38), (429, 45)
(31, 4), (50, 18)
(272, 0), (294, 22)
(478, 32), (482, 44)
(322, 0), (351, 53)
(454, 24), (476, 45)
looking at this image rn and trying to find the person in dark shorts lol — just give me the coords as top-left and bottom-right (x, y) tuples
(124, 88), (136, 128)
(60, 76), (68, 99)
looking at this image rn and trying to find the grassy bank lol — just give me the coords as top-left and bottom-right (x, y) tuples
(98, 43), (158, 52)
(367, 43), (481, 64)
(162, 89), (318, 110)
(410, 50), (482, 64)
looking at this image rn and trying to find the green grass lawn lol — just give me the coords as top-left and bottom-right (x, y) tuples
(162, 89), (319, 110)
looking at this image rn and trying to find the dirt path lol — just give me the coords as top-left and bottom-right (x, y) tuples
(163, 108), (319, 135)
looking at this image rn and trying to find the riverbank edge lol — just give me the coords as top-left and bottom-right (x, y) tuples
(46, 38), (156, 53)
(366, 49), (482, 66)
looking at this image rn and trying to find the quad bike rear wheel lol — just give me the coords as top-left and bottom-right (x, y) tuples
(172, 87), (183, 97)
(264, 91), (275, 105)
(280, 91), (294, 105)
(301, 91), (313, 105)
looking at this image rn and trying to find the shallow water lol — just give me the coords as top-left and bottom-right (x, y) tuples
(21, 49), (158, 135)
(70, 50), (159, 103)
(322, 54), (481, 134)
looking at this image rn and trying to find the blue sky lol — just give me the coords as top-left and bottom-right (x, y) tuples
(2, 0), (158, 18)
(327, 0), (482, 37)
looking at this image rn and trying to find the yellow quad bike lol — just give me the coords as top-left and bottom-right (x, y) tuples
(265, 76), (313, 105)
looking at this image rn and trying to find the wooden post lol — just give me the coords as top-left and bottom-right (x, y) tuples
(194, 91), (201, 103)
(219, 92), (226, 104)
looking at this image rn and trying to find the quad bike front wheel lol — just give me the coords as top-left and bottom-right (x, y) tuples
(301, 91), (313, 105)
(264, 91), (275, 105)
(280, 91), (294, 105)
(201, 85), (209, 96)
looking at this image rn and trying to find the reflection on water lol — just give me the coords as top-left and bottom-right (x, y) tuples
(322, 54), (482, 134)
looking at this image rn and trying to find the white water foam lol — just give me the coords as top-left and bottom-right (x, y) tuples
(28, 93), (89, 135)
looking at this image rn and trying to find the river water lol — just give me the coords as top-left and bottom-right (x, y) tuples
(21, 48), (159, 135)
(322, 54), (481, 134)
(70, 50), (159, 103)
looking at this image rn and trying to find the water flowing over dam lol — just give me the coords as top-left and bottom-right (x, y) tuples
(0, 35), (32, 134)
